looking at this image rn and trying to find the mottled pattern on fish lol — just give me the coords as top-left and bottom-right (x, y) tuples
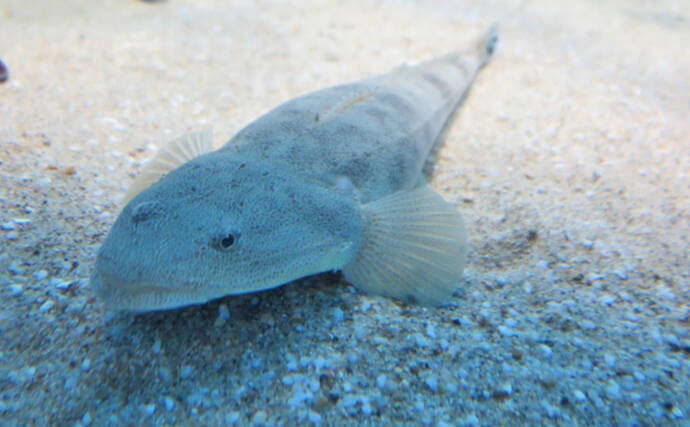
(92, 25), (499, 311)
(226, 49), (489, 203)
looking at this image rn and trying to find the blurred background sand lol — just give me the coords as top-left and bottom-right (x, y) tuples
(1, 0), (688, 424)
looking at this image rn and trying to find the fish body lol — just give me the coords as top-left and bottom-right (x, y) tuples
(92, 26), (499, 311)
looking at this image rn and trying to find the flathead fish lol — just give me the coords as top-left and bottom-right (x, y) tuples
(92, 25), (499, 311)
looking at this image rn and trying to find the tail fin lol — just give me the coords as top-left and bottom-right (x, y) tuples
(477, 23), (500, 67)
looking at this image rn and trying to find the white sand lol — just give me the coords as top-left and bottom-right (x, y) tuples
(1, 0), (687, 424)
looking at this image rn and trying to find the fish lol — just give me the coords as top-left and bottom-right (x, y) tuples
(91, 25), (499, 311)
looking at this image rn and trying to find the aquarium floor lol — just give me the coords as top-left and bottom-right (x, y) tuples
(0, 0), (687, 425)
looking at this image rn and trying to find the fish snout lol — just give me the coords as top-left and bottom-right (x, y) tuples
(91, 266), (156, 310)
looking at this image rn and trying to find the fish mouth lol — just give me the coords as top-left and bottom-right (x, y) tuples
(91, 269), (217, 312)
(91, 242), (354, 312)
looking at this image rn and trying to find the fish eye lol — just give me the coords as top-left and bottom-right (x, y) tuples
(215, 232), (239, 251)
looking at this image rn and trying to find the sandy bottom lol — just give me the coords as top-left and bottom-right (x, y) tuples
(1, 0), (688, 424)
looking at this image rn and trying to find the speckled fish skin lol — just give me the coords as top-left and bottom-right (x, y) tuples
(227, 33), (496, 204)
(92, 25), (499, 311)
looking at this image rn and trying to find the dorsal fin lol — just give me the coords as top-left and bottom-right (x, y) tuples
(124, 129), (214, 203)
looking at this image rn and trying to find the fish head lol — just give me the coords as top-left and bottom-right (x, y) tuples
(92, 151), (363, 311)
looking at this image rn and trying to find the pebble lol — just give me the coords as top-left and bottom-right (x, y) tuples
(461, 413), (480, 426)
(479, 307), (491, 318)
(573, 389), (586, 402)
(580, 320), (597, 330)
(180, 365), (194, 379)
(81, 359), (91, 371)
(606, 380), (621, 400)
(159, 368), (172, 383)
(22, 366), (37, 384)
(672, 406), (684, 419)
(251, 410), (267, 426)
(38, 300), (54, 313)
(538, 344), (553, 359)
(141, 403), (155, 417)
(64, 375), (77, 391)
(32, 270), (48, 281)
(341, 394), (359, 409)
(425, 324), (436, 339)
(50, 278), (73, 290)
(347, 318), (364, 337)
(299, 356), (311, 368)
(8, 284), (23, 296)
(541, 400), (560, 418)
(656, 285), (676, 301)
(603, 353), (616, 368)
(312, 356), (332, 371)
(219, 304), (230, 321)
(164, 396), (175, 411)
(614, 270), (628, 280)
(412, 333), (430, 348)
(81, 412), (92, 426)
(225, 411), (241, 424)
(152, 339), (161, 355)
(286, 354), (298, 372)
(623, 312), (638, 322)
(589, 391), (605, 409)
(497, 382), (513, 395)
(288, 382), (313, 407)
(332, 307), (344, 322)
(619, 292), (633, 302)
(1, 222), (15, 231)
(8, 262), (24, 275)
(361, 401), (373, 417)
(307, 409), (321, 425)
(186, 388), (209, 408)
(376, 374), (387, 391)
(599, 294), (617, 306)
(424, 375), (438, 393)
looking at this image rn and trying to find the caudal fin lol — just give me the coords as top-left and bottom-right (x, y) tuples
(477, 23), (500, 67)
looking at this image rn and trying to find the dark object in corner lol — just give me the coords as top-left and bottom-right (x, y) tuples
(0, 59), (8, 83)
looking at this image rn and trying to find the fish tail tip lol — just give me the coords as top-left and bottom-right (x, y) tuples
(478, 22), (500, 65)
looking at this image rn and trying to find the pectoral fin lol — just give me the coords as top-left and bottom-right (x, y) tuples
(342, 185), (468, 306)
(124, 129), (214, 203)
